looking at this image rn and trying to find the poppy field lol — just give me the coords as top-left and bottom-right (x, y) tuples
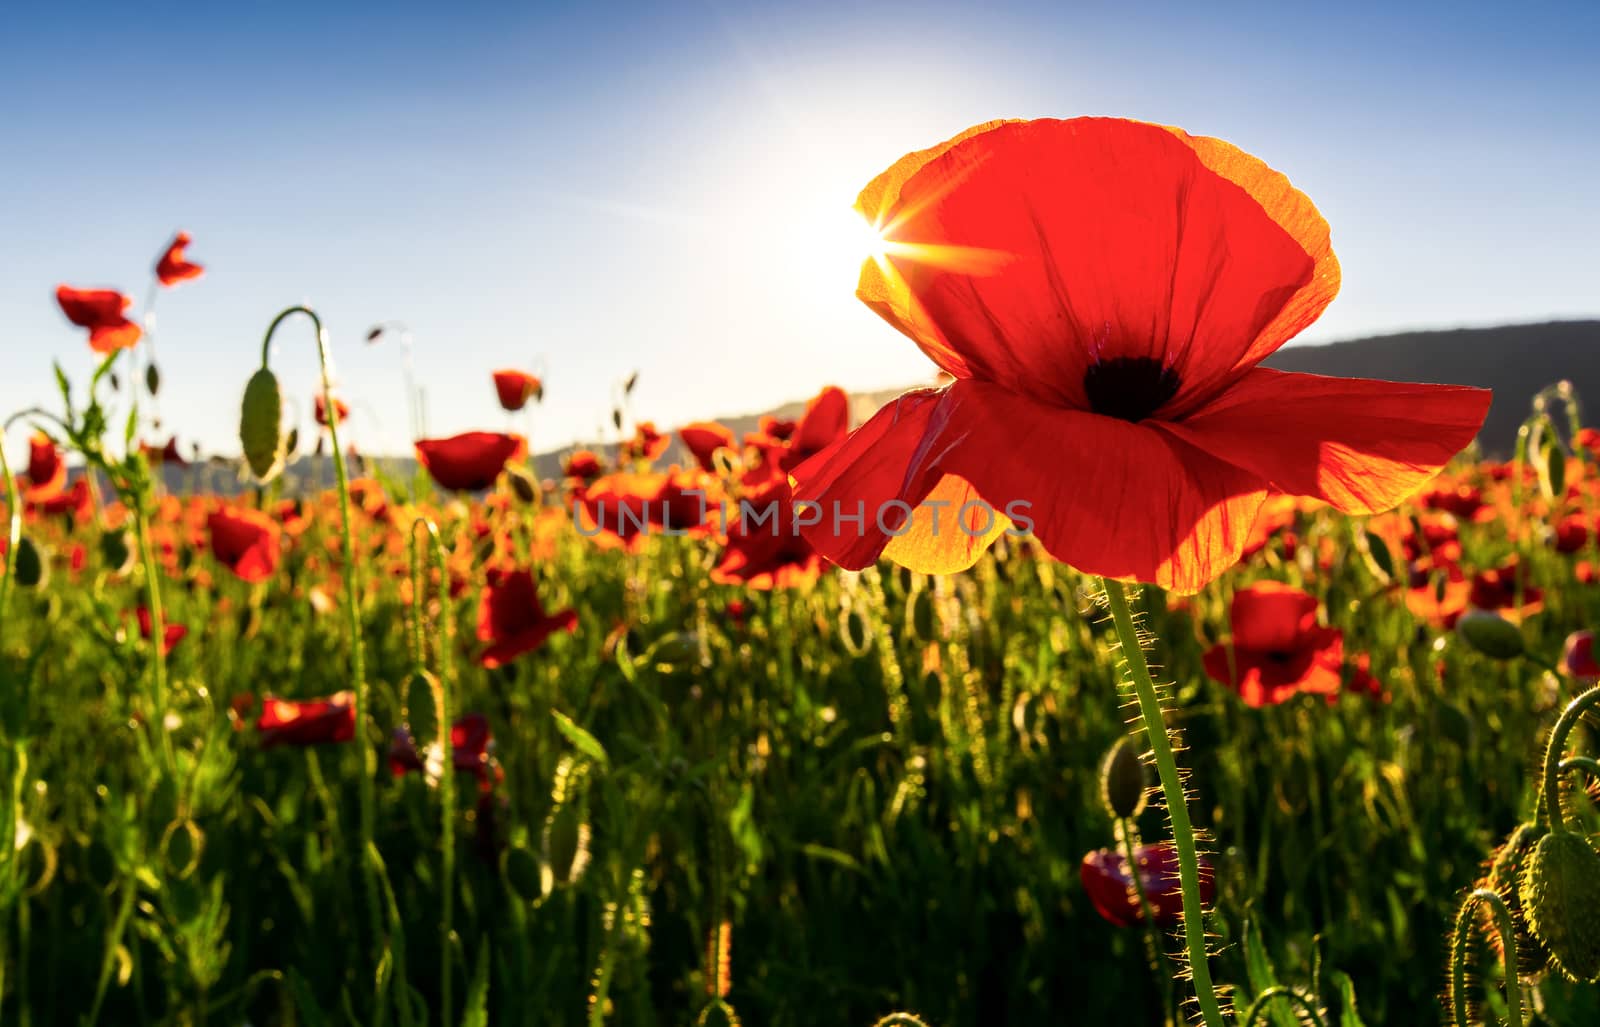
(5, 117), (1600, 1027)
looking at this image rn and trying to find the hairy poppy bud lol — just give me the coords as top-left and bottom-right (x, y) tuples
(239, 368), (285, 482)
(1100, 736), (1148, 820)
(1456, 610), (1525, 660)
(1520, 830), (1600, 982)
(13, 536), (46, 589)
(1487, 823), (1552, 975)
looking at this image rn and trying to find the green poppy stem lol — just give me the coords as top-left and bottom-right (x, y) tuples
(260, 306), (386, 1005)
(1100, 578), (1225, 1027)
(1538, 684), (1600, 832)
(409, 517), (456, 1027)
(0, 428), (20, 656)
(1449, 887), (1523, 1027)
(1238, 986), (1328, 1027)
(131, 497), (174, 771)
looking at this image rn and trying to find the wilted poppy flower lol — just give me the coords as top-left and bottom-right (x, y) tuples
(789, 118), (1490, 592)
(564, 450), (604, 482)
(1563, 631), (1600, 683)
(1202, 582), (1345, 706)
(22, 432), (66, 503)
(476, 567), (578, 668)
(257, 693), (356, 748)
(155, 231), (204, 287)
(314, 394), (349, 428)
(679, 421), (735, 472)
(493, 369), (543, 412)
(207, 506), (282, 582)
(136, 606), (188, 655)
(1080, 841), (1214, 928)
(415, 432), (526, 492)
(56, 285), (141, 353)
(711, 480), (825, 590)
(621, 422), (669, 464)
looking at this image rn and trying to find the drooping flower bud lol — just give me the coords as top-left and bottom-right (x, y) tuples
(1456, 610), (1526, 661)
(1520, 830), (1600, 982)
(1486, 823), (1552, 976)
(13, 536), (46, 588)
(1100, 735), (1148, 820)
(239, 368), (285, 482)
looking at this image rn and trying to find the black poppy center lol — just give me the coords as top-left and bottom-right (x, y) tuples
(1083, 357), (1181, 422)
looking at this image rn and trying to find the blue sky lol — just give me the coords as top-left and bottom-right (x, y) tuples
(2, 1), (1595, 457)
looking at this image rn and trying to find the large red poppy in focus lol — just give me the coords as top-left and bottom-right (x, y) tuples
(207, 506), (282, 582)
(789, 118), (1491, 593)
(56, 285), (142, 353)
(476, 567), (578, 668)
(415, 432), (527, 492)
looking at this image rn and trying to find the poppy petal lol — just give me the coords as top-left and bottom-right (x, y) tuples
(875, 118), (1315, 413)
(792, 381), (1268, 592)
(1155, 368), (1492, 515)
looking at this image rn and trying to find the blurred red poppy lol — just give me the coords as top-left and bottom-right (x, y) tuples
(1080, 841), (1214, 928)
(1564, 631), (1599, 682)
(136, 606), (188, 655)
(1202, 582), (1345, 706)
(56, 285), (141, 353)
(621, 422), (669, 464)
(415, 432), (526, 492)
(1421, 483), (1486, 521)
(789, 118), (1490, 592)
(1406, 564), (1472, 628)
(140, 436), (189, 468)
(207, 506), (282, 582)
(564, 450), (604, 483)
(711, 480), (825, 590)
(759, 415), (797, 443)
(34, 478), (92, 522)
(314, 394), (349, 428)
(155, 231), (204, 287)
(389, 713), (500, 790)
(493, 370), (543, 412)
(576, 473), (663, 552)
(22, 432), (66, 503)
(476, 567), (578, 668)
(679, 421), (735, 472)
(257, 693), (356, 748)
(1468, 558), (1544, 621)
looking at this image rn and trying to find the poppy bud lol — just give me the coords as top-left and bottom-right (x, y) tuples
(1487, 823), (1552, 976)
(909, 590), (937, 640)
(109, 372), (121, 392)
(543, 802), (591, 888)
(1100, 736), (1149, 820)
(647, 631), (700, 671)
(1363, 530), (1395, 582)
(365, 325), (384, 343)
(1520, 831), (1600, 982)
(404, 670), (442, 748)
(98, 530), (134, 576)
(501, 843), (547, 903)
(504, 463), (540, 505)
(840, 607), (870, 655)
(1456, 610), (1526, 660)
(146, 362), (161, 397)
(239, 368), (285, 482)
(1540, 437), (1566, 501)
(13, 537), (47, 589)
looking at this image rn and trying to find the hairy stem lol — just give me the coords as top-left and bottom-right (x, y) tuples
(410, 517), (456, 1026)
(1539, 684), (1600, 831)
(1101, 578), (1225, 1027)
(1450, 887), (1524, 1027)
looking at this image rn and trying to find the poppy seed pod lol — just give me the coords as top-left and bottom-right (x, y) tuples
(239, 368), (285, 482)
(1456, 610), (1526, 661)
(1520, 830), (1600, 983)
(1100, 736), (1148, 820)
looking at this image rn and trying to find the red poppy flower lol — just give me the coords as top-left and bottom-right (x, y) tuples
(492, 369), (543, 412)
(136, 606), (188, 655)
(781, 387), (849, 473)
(576, 473), (664, 552)
(140, 436), (189, 468)
(621, 422), (670, 464)
(314, 394), (349, 428)
(788, 118), (1490, 593)
(1468, 558), (1544, 621)
(564, 450), (604, 482)
(415, 432), (527, 492)
(1421, 484), (1486, 520)
(711, 480), (825, 590)
(1202, 582), (1345, 706)
(207, 506), (282, 582)
(388, 713), (500, 790)
(476, 567), (578, 668)
(34, 477), (92, 522)
(759, 415), (797, 443)
(55, 285), (142, 353)
(1564, 631), (1600, 683)
(1080, 841), (1214, 928)
(1406, 563), (1472, 628)
(22, 432), (66, 503)
(257, 693), (356, 748)
(1577, 428), (1600, 458)
(155, 230), (204, 287)
(679, 421), (735, 472)
(1554, 513), (1591, 554)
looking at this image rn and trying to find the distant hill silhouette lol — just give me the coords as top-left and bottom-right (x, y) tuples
(142, 319), (1598, 493)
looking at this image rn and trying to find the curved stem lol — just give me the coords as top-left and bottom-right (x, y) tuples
(1118, 817), (1176, 1024)
(409, 517), (456, 1027)
(261, 306), (385, 996)
(1450, 887), (1524, 1027)
(1239, 986), (1328, 1027)
(1101, 579), (1225, 1027)
(1538, 685), (1600, 831)
(0, 429), (20, 657)
(132, 499), (174, 770)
